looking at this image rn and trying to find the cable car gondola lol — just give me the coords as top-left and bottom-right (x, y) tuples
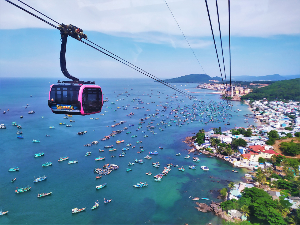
(48, 24), (103, 115)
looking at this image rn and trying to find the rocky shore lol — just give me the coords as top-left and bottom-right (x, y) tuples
(195, 202), (234, 222)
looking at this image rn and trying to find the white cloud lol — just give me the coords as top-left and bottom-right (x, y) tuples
(1, 0), (299, 44)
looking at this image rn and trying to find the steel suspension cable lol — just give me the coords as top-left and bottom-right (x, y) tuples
(17, 0), (60, 25)
(215, 0), (226, 81)
(228, 0), (232, 88)
(164, 0), (206, 74)
(204, 0), (223, 81)
(5, 0), (195, 99)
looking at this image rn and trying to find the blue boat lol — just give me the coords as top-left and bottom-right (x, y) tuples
(17, 136), (24, 139)
(33, 175), (47, 183)
(149, 151), (158, 155)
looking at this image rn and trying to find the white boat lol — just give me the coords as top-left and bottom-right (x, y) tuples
(201, 166), (209, 171)
(0, 124), (6, 129)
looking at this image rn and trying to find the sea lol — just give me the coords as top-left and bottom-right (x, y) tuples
(0, 78), (256, 224)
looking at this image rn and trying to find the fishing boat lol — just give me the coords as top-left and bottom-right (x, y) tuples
(201, 198), (209, 200)
(95, 157), (105, 161)
(192, 197), (200, 201)
(59, 122), (66, 125)
(66, 124), (72, 127)
(99, 149), (104, 152)
(8, 167), (19, 172)
(11, 178), (17, 182)
(15, 186), (31, 193)
(126, 168), (132, 172)
(128, 162), (135, 166)
(37, 192), (52, 198)
(154, 178), (161, 182)
(72, 207), (86, 214)
(104, 145), (113, 148)
(178, 167), (185, 172)
(133, 182), (148, 188)
(146, 172), (152, 176)
(189, 165), (196, 170)
(0, 210), (9, 216)
(12, 122), (18, 126)
(104, 198), (112, 204)
(68, 160), (78, 164)
(193, 157), (200, 162)
(42, 162), (52, 167)
(17, 125), (22, 129)
(96, 183), (107, 189)
(91, 200), (99, 210)
(49, 126), (55, 129)
(28, 111), (35, 114)
(95, 176), (102, 179)
(85, 152), (91, 156)
(34, 152), (44, 158)
(17, 136), (24, 139)
(159, 146), (163, 149)
(16, 131), (22, 134)
(201, 166), (209, 171)
(58, 157), (69, 162)
(184, 155), (190, 159)
(149, 151), (158, 155)
(176, 153), (181, 156)
(33, 175), (47, 183)
(32, 139), (40, 143)
(0, 124), (6, 129)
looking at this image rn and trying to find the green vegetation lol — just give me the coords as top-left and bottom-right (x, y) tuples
(231, 128), (252, 137)
(280, 140), (300, 156)
(221, 187), (291, 225)
(295, 132), (300, 137)
(231, 138), (247, 150)
(266, 130), (280, 145)
(220, 188), (228, 198)
(194, 129), (205, 145)
(241, 78), (300, 101)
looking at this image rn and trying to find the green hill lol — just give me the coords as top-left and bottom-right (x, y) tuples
(163, 74), (222, 83)
(241, 78), (300, 101)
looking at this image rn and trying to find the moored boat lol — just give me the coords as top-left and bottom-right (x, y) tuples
(149, 151), (158, 155)
(91, 200), (99, 210)
(37, 192), (52, 198)
(68, 160), (78, 164)
(42, 162), (52, 167)
(201, 166), (209, 171)
(0, 210), (9, 216)
(32, 139), (40, 143)
(11, 177), (17, 182)
(85, 152), (91, 156)
(9, 167), (19, 172)
(34, 152), (44, 158)
(104, 198), (112, 204)
(133, 182), (148, 188)
(192, 197), (200, 201)
(72, 207), (86, 214)
(58, 157), (69, 162)
(95, 157), (105, 161)
(33, 175), (47, 183)
(15, 186), (31, 193)
(96, 183), (107, 189)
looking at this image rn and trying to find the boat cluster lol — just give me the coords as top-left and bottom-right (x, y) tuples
(94, 164), (119, 176)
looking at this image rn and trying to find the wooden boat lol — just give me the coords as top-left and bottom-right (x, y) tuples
(72, 207), (86, 214)
(37, 192), (52, 198)
(0, 210), (9, 216)
(91, 201), (99, 210)
(104, 198), (112, 204)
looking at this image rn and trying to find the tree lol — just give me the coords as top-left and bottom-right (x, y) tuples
(258, 157), (265, 164)
(231, 138), (247, 150)
(220, 188), (227, 198)
(295, 132), (300, 137)
(240, 205), (250, 218)
(268, 130), (280, 139)
(244, 128), (253, 137)
(228, 182), (235, 190)
(195, 130), (205, 145)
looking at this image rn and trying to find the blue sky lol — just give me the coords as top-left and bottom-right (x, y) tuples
(0, 0), (299, 80)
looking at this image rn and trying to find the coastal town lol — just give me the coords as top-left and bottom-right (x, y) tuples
(197, 82), (269, 101)
(185, 99), (300, 224)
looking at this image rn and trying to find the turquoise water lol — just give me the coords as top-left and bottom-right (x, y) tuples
(0, 78), (255, 224)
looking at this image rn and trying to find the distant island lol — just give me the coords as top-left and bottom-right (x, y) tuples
(162, 74), (300, 83)
(241, 78), (300, 101)
(162, 74), (222, 83)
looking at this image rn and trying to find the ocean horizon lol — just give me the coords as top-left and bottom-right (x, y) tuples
(0, 77), (256, 224)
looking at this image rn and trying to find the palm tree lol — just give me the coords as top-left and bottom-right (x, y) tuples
(228, 182), (235, 190)
(240, 205), (250, 218)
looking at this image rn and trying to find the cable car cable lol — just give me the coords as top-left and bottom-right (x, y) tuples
(204, 0), (223, 82)
(164, 0), (206, 75)
(5, 0), (195, 99)
(215, 0), (226, 81)
(17, 0), (60, 25)
(228, 0), (232, 89)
